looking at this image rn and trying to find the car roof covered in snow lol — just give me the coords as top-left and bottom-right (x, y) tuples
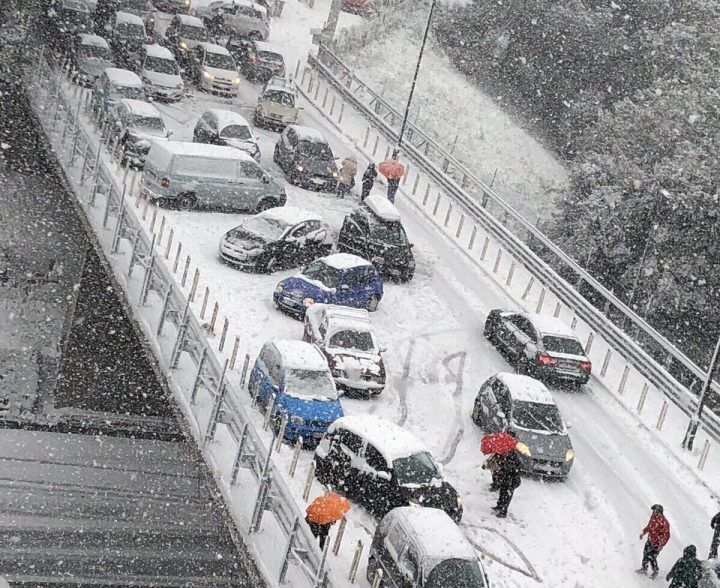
(319, 253), (372, 271)
(495, 373), (555, 405)
(523, 312), (578, 339)
(145, 141), (254, 170)
(200, 42), (232, 56)
(205, 108), (250, 131)
(265, 76), (296, 94)
(272, 340), (329, 371)
(329, 416), (428, 464)
(364, 194), (401, 223)
(104, 67), (143, 87)
(143, 43), (174, 60)
(232, 0), (268, 15)
(177, 14), (205, 27)
(115, 11), (144, 25)
(383, 507), (478, 566)
(254, 40), (279, 53)
(118, 98), (162, 118)
(255, 206), (322, 226)
(79, 33), (109, 48)
(288, 125), (327, 143)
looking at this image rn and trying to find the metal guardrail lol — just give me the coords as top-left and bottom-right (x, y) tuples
(308, 44), (720, 443)
(28, 51), (330, 588)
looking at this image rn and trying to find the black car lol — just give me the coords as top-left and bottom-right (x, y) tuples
(273, 125), (339, 191)
(48, 0), (93, 43)
(484, 310), (592, 386)
(337, 194), (415, 282)
(234, 39), (285, 82)
(218, 207), (333, 272)
(471, 372), (575, 479)
(314, 416), (463, 523)
(108, 11), (148, 65)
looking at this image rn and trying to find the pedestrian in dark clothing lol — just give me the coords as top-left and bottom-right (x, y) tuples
(637, 504), (671, 579)
(666, 545), (703, 588)
(361, 163), (377, 201)
(386, 178), (400, 203)
(378, 153), (405, 204)
(305, 515), (334, 550)
(491, 450), (522, 518)
(709, 512), (720, 559)
(483, 453), (501, 491)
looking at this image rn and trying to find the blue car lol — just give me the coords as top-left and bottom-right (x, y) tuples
(273, 253), (384, 319)
(248, 340), (344, 447)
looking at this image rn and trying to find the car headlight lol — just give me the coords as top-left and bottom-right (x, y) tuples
(331, 171), (338, 178)
(232, 77), (241, 84)
(303, 297), (314, 307)
(275, 284), (284, 293)
(515, 442), (531, 457)
(180, 40), (187, 49)
(565, 449), (575, 462)
(289, 415), (305, 425)
(202, 70), (214, 79)
(295, 165), (304, 172)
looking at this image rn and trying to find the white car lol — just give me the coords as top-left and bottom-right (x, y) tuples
(187, 42), (240, 97)
(138, 44), (184, 101)
(193, 109), (260, 161)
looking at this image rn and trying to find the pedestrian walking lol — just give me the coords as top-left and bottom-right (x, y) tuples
(360, 162), (377, 201)
(709, 512), (720, 559)
(305, 491), (350, 550)
(336, 155), (357, 199)
(666, 545), (703, 588)
(637, 504), (671, 579)
(378, 151), (405, 204)
(491, 448), (522, 518)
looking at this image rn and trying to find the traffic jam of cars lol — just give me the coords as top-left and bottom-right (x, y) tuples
(47, 0), (594, 584)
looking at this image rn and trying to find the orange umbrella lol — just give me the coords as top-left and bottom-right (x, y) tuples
(306, 492), (351, 525)
(379, 159), (405, 180)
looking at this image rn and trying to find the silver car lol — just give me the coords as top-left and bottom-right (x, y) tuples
(197, 0), (270, 40)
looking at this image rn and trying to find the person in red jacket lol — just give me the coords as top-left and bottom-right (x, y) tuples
(637, 504), (671, 579)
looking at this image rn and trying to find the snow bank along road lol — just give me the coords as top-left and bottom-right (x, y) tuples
(39, 3), (720, 588)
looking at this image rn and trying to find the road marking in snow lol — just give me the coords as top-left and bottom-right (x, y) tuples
(465, 524), (543, 583)
(438, 351), (467, 465)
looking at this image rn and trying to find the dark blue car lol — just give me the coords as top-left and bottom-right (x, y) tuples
(248, 339), (344, 447)
(273, 253), (384, 319)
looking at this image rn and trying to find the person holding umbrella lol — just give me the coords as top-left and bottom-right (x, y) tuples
(480, 432), (517, 493)
(480, 431), (521, 516)
(305, 491), (351, 550)
(378, 150), (405, 204)
(361, 162), (378, 201)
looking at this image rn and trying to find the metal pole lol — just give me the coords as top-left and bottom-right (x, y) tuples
(683, 333), (720, 450)
(396, 0), (437, 156)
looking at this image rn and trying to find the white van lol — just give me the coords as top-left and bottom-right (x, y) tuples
(138, 44), (184, 101)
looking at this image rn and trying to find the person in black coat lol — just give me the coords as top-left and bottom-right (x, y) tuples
(666, 545), (703, 588)
(360, 162), (377, 201)
(710, 512), (720, 559)
(492, 450), (522, 518)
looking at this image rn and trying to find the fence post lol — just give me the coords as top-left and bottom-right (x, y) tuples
(422, 184), (431, 206)
(505, 262), (515, 286)
(219, 318), (229, 351)
(289, 437), (303, 477)
(656, 401), (669, 431)
(313, 534), (331, 588)
(455, 214), (465, 239)
(600, 349), (612, 377)
(521, 277), (535, 301)
(698, 440), (710, 470)
(535, 288), (546, 313)
(637, 383), (648, 413)
(412, 173), (420, 195)
(231, 423), (249, 485)
(443, 203), (454, 226)
(230, 340), (242, 370)
(200, 286), (210, 319)
(203, 359), (229, 447)
(371, 569), (384, 588)
(278, 516), (301, 584)
(302, 460), (316, 501)
(468, 226), (477, 250)
(190, 348), (208, 404)
(348, 540), (363, 583)
(492, 249), (502, 274)
(618, 366), (630, 394)
(165, 228), (174, 259)
(585, 332), (594, 354)
(263, 393), (277, 431)
(274, 414), (288, 453)
(332, 517), (347, 555)
(189, 268), (200, 301)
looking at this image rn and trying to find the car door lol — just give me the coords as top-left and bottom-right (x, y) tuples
(205, 158), (242, 209)
(379, 523), (408, 588)
(491, 381), (511, 431)
(332, 267), (357, 307)
(281, 221), (314, 266)
(328, 429), (363, 494)
(495, 312), (520, 355)
(236, 160), (266, 206)
(361, 443), (395, 515)
(397, 540), (420, 588)
(339, 214), (363, 256)
(509, 315), (535, 356)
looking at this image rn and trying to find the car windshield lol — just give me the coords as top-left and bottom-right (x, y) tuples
(240, 216), (287, 241)
(542, 335), (585, 356)
(258, 51), (283, 64)
(393, 451), (441, 486)
(368, 216), (409, 246)
(263, 89), (295, 107)
(302, 261), (343, 289)
(284, 369), (337, 401)
(426, 559), (486, 588)
(180, 24), (208, 41)
(220, 124), (252, 140)
(328, 329), (375, 353)
(79, 44), (112, 60)
(512, 401), (564, 433)
(129, 115), (166, 135)
(297, 140), (333, 160)
(116, 22), (145, 38)
(122, 0), (152, 10)
(145, 55), (179, 75)
(115, 85), (145, 100)
(205, 51), (236, 70)
(236, 5), (263, 19)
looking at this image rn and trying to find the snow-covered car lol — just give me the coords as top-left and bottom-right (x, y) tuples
(186, 42), (240, 97)
(49, 0), (93, 42)
(152, 0), (190, 14)
(106, 98), (171, 167)
(235, 40), (285, 82)
(471, 372), (575, 479)
(254, 76), (299, 130)
(137, 43), (184, 100)
(193, 109), (260, 161)
(338, 194), (415, 282)
(162, 14), (209, 62)
(303, 304), (386, 396)
(71, 33), (114, 86)
(314, 416), (463, 522)
(219, 207), (332, 272)
(108, 11), (148, 61)
(118, 0), (155, 34)
(368, 508), (490, 588)
(273, 125), (339, 192)
(484, 310), (592, 387)
(197, 0), (270, 40)
(92, 67), (147, 118)
(248, 340), (344, 447)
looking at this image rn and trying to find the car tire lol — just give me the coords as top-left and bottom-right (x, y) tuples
(176, 193), (197, 211)
(273, 145), (280, 165)
(366, 296), (379, 312)
(255, 198), (277, 213)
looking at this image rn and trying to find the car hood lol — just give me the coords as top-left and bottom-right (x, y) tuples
(279, 276), (332, 300)
(223, 228), (268, 247)
(204, 65), (238, 81)
(513, 427), (572, 461)
(279, 394), (343, 420)
(143, 70), (183, 88)
(221, 137), (258, 154)
(78, 57), (113, 77)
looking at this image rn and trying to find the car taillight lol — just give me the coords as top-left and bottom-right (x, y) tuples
(580, 361), (592, 372)
(160, 177), (170, 187)
(536, 353), (557, 366)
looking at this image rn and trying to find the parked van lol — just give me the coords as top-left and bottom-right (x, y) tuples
(140, 141), (286, 213)
(248, 340), (344, 447)
(71, 33), (114, 86)
(92, 67), (147, 118)
(109, 11), (148, 59)
(138, 44), (184, 101)
(367, 507), (490, 588)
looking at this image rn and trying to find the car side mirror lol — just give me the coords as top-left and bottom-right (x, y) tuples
(262, 175), (270, 184)
(409, 243), (415, 248)
(566, 422), (573, 430)
(167, 130), (174, 137)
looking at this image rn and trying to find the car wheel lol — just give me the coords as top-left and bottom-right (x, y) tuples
(255, 198), (277, 213)
(273, 145), (280, 165)
(176, 193), (197, 211)
(366, 296), (379, 312)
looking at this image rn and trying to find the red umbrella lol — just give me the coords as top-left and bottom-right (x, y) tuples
(306, 492), (351, 525)
(480, 432), (517, 455)
(378, 159), (405, 180)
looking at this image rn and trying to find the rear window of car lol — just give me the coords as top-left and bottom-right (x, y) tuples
(426, 559), (486, 588)
(116, 22), (145, 38)
(542, 336), (585, 356)
(328, 329), (374, 353)
(368, 216), (408, 246)
(180, 24), (208, 41)
(258, 51), (283, 64)
(263, 90), (295, 107)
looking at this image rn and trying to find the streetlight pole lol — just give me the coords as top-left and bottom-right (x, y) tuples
(395, 0), (437, 158)
(682, 333), (720, 450)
